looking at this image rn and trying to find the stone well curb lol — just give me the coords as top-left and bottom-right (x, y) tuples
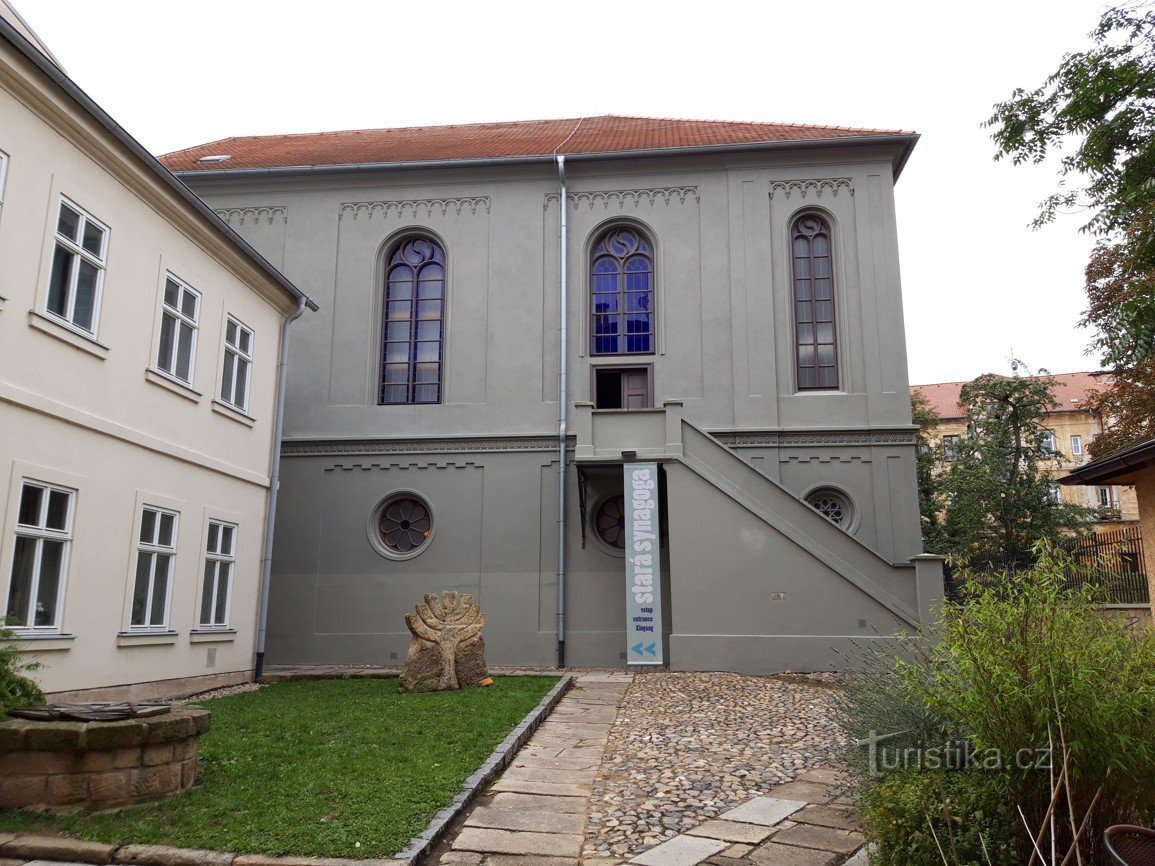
(0, 675), (571, 866)
(393, 674), (573, 863)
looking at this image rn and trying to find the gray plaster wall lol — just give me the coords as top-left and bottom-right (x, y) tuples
(186, 143), (927, 671)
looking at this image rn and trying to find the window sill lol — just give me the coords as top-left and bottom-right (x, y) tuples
(27, 310), (109, 359)
(11, 632), (75, 652)
(212, 399), (256, 427)
(116, 630), (179, 647)
(145, 368), (202, 403)
(189, 629), (237, 643)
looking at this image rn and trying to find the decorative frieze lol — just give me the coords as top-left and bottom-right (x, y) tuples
(768, 178), (854, 200)
(711, 429), (917, 447)
(544, 187), (700, 211)
(339, 197), (490, 220)
(287, 436), (572, 457)
(213, 205), (286, 226)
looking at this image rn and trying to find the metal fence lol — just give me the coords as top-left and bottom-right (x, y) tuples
(945, 526), (1150, 605)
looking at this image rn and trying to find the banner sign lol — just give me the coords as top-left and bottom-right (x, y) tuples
(624, 462), (664, 665)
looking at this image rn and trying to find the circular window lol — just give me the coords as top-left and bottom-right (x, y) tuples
(805, 488), (855, 530)
(368, 493), (434, 559)
(594, 495), (626, 550)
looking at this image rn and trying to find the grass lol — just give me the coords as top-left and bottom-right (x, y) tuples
(0, 676), (559, 858)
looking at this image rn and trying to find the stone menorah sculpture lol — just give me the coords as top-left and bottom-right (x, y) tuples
(398, 591), (488, 693)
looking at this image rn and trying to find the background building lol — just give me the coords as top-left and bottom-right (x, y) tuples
(163, 115), (942, 674)
(0, 11), (315, 699)
(912, 371), (1139, 528)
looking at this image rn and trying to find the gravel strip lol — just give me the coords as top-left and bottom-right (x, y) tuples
(584, 672), (846, 859)
(173, 682), (266, 703)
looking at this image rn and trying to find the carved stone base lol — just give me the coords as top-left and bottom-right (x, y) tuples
(398, 634), (487, 693)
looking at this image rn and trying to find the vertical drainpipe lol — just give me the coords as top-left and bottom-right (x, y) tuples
(254, 294), (309, 682)
(556, 153), (568, 669)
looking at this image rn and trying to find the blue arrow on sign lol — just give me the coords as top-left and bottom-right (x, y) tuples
(645, 643), (657, 656)
(631, 643), (644, 655)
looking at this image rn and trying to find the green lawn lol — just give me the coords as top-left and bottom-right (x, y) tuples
(0, 677), (558, 858)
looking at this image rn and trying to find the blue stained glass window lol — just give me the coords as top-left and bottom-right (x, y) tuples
(589, 227), (654, 355)
(380, 237), (445, 404)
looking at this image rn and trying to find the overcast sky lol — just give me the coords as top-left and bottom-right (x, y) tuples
(13, 0), (1111, 386)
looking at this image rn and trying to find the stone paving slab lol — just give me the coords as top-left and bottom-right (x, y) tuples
(463, 806), (587, 834)
(486, 792), (589, 813)
(763, 782), (836, 805)
(721, 797), (809, 827)
(451, 826), (584, 857)
(747, 843), (841, 866)
(628, 835), (728, 866)
(500, 766), (597, 785)
(685, 819), (777, 844)
(488, 778), (592, 797)
(484, 857), (581, 866)
(510, 755), (602, 770)
(769, 824), (864, 855)
(790, 804), (862, 832)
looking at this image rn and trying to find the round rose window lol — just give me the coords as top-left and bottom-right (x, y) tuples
(594, 495), (626, 550)
(378, 496), (432, 554)
(805, 488), (853, 528)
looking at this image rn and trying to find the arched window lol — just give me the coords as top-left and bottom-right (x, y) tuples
(791, 214), (838, 390)
(380, 236), (445, 404)
(590, 227), (654, 355)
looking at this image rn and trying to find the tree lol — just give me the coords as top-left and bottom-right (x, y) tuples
(988, 4), (1155, 454)
(938, 371), (1094, 569)
(909, 390), (945, 552)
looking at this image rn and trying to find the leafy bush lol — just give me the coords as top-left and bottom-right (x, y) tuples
(858, 769), (1017, 866)
(839, 547), (1155, 865)
(0, 623), (44, 716)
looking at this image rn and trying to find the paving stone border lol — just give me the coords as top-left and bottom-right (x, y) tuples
(395, 675), (573, 863)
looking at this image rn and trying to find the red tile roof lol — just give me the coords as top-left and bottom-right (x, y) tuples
(159, 114), (914, 173)
(910, 372), (1109, 420)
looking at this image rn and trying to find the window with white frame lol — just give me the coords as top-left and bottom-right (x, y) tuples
(1040, 430), (1056, 453)
(1070, 435), (1083, 456)
(1046, 482), (1062, 504)
(200, 521), (235, 628)
(6, 481), (74, 630)
(156, 276), (200, 384)
(1098, 486), (1115, 509)
(130, 506), (177, 629)
(942, 434), (961, 461)
(46, 199), (108, 335)
(220, 317), (253, 412)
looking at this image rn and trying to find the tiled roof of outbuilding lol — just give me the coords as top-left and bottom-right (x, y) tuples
(910, 371), (1108, 420)
(159, 114), (915, 173)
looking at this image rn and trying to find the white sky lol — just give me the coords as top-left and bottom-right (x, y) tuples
(13, 0), (1111, 386)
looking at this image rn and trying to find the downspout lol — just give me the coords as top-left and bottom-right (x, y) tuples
(254, 294), (309, 681)
(556, 153), (568, 669)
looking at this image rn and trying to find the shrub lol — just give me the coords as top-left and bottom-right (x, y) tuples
(839, 546), (1155, 865)
(0, 623), (44, 716)
(858, 769), (1017, 866)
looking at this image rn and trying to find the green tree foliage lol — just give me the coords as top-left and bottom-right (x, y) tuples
(910, 390), (945, 552)
(1, 623), (44, 716)
(939, 371), (1093, 568)
(989, 5), (1155, 454)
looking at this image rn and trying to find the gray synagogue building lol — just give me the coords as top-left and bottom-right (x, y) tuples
(162, 115), (943, 675)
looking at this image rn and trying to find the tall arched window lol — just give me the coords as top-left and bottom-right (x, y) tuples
(590, 227), (654, 355)
(380, 236), (445, 404)
(791, 214), (838, 390)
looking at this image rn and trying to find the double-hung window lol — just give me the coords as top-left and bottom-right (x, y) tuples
(220, 317), (253, 412)
(200, 521), (235, 628)
(46, 199), (108, 335)
(157, 276), (200, 384)
(1040, 430), (1056, 454)
(1070, 435), (1083, 456)
(5, 481), (73, 631)
(131, 507), (177, 629)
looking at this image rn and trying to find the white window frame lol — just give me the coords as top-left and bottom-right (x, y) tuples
(1070, 435), (1083, 456)
(1040, 430), (1056, 453)
(156, 274), (200, 384)
(130, 506), (178, 631)
(44, 197), (109, 336)
(220, 316), (254, 412)
(199, 520), (235, 629)
(1098, 486), (1115, 509)
(1046, 483), (1062, 504)
(942, 434), (960, 461)
(5, 480), (74, 632)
